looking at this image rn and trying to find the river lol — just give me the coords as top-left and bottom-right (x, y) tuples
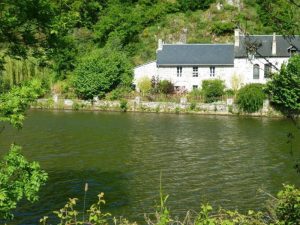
(0, 110), (299, 224)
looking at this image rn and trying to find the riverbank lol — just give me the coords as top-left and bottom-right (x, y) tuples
(31, 97), (283, 117)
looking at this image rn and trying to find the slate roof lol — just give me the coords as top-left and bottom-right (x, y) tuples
(235, 35), (300, 58)
(157, 44), (234, 66)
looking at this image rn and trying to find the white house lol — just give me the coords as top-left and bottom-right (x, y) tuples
(133, 30), (300, 92)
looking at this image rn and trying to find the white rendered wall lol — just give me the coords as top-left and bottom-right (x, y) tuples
(158, 66), (234, 91)
(133, 57), (290, 92)
(233, 57), (288, 86)
(133, 61), (157, 86)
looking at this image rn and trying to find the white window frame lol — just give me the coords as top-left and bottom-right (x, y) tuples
(210, 66), (215, 77)
(253, 64), (260, 79)
(192, 67), (198, 77)
(264, 63), (272, 78)
(177, 66), (182, 77)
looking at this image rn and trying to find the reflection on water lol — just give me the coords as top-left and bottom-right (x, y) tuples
(0, 111), (299, 224)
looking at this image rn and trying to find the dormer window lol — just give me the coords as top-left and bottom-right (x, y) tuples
(288, 46), (297, 56)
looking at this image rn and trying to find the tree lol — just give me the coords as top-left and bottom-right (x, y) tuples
(256, 0), (300, 36)
(0, 80), (48, 221)
(0, 145), (48, 220)
(266, 54), (300, 118)
(73, 49), (133, 100)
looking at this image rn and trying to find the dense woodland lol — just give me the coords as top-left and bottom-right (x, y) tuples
(0, 0), (299, 100)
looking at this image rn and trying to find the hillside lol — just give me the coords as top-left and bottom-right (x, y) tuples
(132, 0), (272, 65)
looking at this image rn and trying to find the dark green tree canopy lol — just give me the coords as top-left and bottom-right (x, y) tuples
(267, 54), (300, 117)
(73, 49), (133, 100)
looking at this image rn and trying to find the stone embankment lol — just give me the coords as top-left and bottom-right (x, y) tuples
(32, 96), (282, 117)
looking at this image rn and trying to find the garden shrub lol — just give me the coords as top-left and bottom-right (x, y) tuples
(202, 79), (225, 103)
(188, 88), (203, 102)
(119, 99), (128, 112)
(137, 76), (152, 95)
(225, 89), (235, 97)
(236, 83), (265, 113)
(106, 86), (132, 101)
(158, 80), (174, 94)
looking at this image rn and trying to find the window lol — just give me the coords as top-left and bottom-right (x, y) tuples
(177, 66), (182, 77)
(264, 63), (272, 78)
(193, 67), (198, 77)
(288, 46), (297, 56)
(193, 85), (198, 90)
(253, 64), (260, 79)
(210, 67), (215, 77)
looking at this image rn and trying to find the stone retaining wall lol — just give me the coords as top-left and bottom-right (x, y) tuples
(32, 97), (282, 117)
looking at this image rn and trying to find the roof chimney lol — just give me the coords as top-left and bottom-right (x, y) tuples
(234, 29), (240, 47)
(157, 39), (163, 52)
(272, 33), (277, 55)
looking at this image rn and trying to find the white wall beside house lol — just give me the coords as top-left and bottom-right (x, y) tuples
(133, 61), (157, 88)
(233, 57), (288, 86)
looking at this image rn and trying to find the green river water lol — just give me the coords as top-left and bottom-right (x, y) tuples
(0, 110), (299, 224)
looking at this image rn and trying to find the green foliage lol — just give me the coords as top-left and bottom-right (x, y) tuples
(202, 79), (225, 103)
(0, 144), (48, 220)
(266, 54), (300, 117)
(106, 87), (132, 101)
(236, 83), (265, 113)
(225, 89), (235, 97)
(158, 80), (174, 95)
(275, 184), (300, 224)
(138, 76), (152, 95)
(43, 184), (300, 225)
(73, 49), (133, 100)
(120, 99), (128, 112)
(188, 88), (203, 102)
(256, 0), (300, 35)
(177, 0), (215, 12)
(211, 21), (235, 36)
(40, 192), (112, 225)
(190, 102), (197, 111)
(0, 79), (45, 128)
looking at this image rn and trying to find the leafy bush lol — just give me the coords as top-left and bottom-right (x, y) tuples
(119, 99), (128, 112)
(266, 54), (300, 117)
(225, 89), (235, 97)
(177, 0), (215, 11)
(137, 76), (152, 95)
(236, 83), (265, 113)
(73, 49), (133, 100)
(158, 80), (174, 94)
(106, 86), (132, 101)
(211, 21), (235, 35)
(275, 184), (300, 224)
(0, 145), (48, 220)
(202, 79), (225, 103)
(188, 88), (203, 101)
